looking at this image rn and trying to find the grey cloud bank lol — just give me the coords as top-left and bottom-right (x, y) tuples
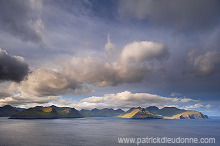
(0, 0), (44, 43)
(188, 49), (220, 76)
(119, 0), (220, 32)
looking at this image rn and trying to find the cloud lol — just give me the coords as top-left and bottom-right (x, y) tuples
(0, 89), (198, 109)
(118, 0), (220, 32)
(4, 40), (168, 99)
(170, 92), (182, 97)
(0, 93), (61, 107)
(62, 56), (120, 87)
(184, 103), (212, 109)
(82, 91), (195, 103)
(6, 91), (196, 109)
(0, 90), (11, 99)
(62, 41), (169, 86)
(0, 0), (44, 43)
(9, 67), (90, 97)
(0, 48), (29, 82)
(1, 66), (90, 106)
(104, 34), (117, 58)
(120, 41), (168, 63)
(67, 91), (196, 109)
(188, 49), (220, 76)
(63, 56), (147, 87)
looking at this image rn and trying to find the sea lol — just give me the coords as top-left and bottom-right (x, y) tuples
(0, 117), (219, 146)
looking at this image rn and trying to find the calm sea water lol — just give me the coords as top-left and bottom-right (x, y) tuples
(0, 117), (219, 146)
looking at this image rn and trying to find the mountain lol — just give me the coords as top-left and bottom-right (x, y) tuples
(146, 106), (159, 113)
(170, 111), (208, 119)
(119, 107), (141, 116)
(9, 105), (83, 119)
(120, 106), (208, 119)
(119, 108), (163, 119)
(154, 107), (185, 117)
(146, 106), (208, 119)
(7, 105), (208, 119)
(80, 108), (124, 117)
(0, 105), (25, 117)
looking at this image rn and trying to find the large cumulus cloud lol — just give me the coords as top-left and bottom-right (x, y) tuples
(9, 67), (90, 97)
(62, 41), (169, 87)
(0, 49), (29, 82)
(9, 40), (169, 97)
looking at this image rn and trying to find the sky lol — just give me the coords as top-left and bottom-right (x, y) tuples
(0, 0), (220, 115)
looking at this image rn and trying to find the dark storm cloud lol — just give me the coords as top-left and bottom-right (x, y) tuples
(119, 0), (220, 32)
(0, 0), (44, 43)
(0, 49), (29, 82)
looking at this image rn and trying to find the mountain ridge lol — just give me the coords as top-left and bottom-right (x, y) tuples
(119, 106), (208, 119)
(0, 105), (208, 119)
(9, 105), (83, 119)
(80, 108), (124, 117)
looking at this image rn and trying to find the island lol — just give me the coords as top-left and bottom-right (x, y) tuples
(0, 105), (208, 119)
(9, 105), (83, 119)
(118, 106), (208, 119)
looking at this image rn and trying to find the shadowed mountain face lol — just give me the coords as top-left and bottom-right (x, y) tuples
(0, 105), (25, 117)
(9, 105), (83, 119)
(154, 107), (185, 117)
(119, 106), (208, 119)
(80, 108), (124, 117)
(146, 106), (159, 113)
